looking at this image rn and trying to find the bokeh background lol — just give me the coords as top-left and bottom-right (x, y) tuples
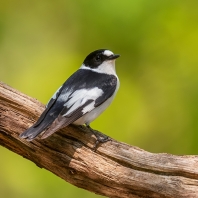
(1, 0), (198, 197)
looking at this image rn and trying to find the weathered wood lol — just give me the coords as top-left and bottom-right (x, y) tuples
(0, 81), (198, 198)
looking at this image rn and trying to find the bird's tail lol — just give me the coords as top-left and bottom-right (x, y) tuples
(19, 119), (54, 141)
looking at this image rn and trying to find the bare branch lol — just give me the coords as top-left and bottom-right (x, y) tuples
(0, 81), (198, 198)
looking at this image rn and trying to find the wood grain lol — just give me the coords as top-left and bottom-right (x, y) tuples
(0, 81), (198, 198)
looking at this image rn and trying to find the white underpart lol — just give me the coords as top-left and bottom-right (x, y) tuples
(80, 60), (117, 76)
(74, 79), (120, 125)
(103, 50), (113, 56)
(62, 87), (104, 116)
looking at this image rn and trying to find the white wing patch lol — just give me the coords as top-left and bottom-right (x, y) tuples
(82, 102), (95, 114)
(62, 87), (104, 116)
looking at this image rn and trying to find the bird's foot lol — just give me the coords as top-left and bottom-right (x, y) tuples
(86, 125), (110, 151)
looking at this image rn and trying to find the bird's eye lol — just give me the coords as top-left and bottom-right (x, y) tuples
(95, 55), (101, 61)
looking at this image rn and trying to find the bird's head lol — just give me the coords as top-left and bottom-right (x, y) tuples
(81, 49), (120, 75)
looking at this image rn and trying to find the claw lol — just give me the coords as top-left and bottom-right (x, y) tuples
(86, 125), (110, 151)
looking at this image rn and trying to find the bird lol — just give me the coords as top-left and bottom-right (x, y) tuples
(20, 49), (120, 146)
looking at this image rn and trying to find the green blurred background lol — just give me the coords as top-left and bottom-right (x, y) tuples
(1, 0), (198, 197)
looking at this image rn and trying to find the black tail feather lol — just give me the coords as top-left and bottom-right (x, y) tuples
(20, 119), (54, 141)
(19, 91), (64, 141)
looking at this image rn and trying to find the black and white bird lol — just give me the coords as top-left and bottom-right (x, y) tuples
(20, 49), (120, 144)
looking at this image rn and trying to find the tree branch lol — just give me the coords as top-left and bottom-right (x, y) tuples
(0, 81), (198, 198)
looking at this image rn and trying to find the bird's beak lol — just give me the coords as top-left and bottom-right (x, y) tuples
(107, 54), (120, 60)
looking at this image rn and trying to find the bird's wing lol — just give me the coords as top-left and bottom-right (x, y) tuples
(20, 69), (88, 140)
(41, 72), (117, 139)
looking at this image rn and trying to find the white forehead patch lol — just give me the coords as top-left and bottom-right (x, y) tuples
(103, 50), (113, 56)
